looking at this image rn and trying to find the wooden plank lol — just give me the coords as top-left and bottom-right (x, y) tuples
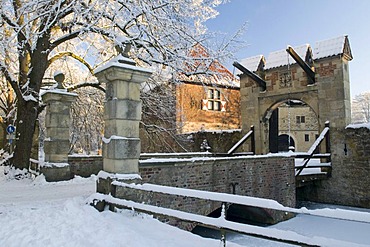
(233, 61), (266, 91)
(286, 46), (315, 84)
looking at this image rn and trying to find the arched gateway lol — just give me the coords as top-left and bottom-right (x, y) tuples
(234, 35), (353, 154)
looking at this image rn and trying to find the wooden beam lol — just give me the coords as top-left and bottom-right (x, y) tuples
(233, 61), (266, 91)
(286, 46), (315, 85)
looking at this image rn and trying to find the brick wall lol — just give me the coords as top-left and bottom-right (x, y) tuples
(68, 155), (103, 177)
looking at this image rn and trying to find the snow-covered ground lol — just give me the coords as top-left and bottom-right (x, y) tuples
(1, 166), (370, 247)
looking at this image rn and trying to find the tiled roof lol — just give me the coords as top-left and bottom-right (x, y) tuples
(265, 44), (310, 70)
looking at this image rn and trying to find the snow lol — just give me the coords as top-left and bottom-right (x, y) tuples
(40, 88), (78, 97)
(239, 55), (264, 72)
(94, 54), (153, 75)
(93, 193), (368, 247)
(1, 166), (370, 247)
(22, 94), (38, 102)
(314, 35), (347, 60)
(41, 162), (69, 168)
(140, 153), (295, 165)
(0, 167), (239, 247)
(182, 129), (241, 135)
(239, 35), (348, 71)
(265, 44), (309, 70)
(307, 126), (329, 155)
(347, 122), (370, 130)
(102, 135), (140, 143)
(97, 170), (142, 180)
(111, 181), (370, 224)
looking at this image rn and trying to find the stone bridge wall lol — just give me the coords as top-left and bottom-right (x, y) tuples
(108, 156), (295, 229)
(63, 155), (295, 208)
(139, 156), (295, 207)
(122, 156), (295, 227)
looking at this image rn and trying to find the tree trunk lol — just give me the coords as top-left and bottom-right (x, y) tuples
(11, 100), (38, 170)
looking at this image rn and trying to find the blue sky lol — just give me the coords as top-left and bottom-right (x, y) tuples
(206, 0), (370, 97)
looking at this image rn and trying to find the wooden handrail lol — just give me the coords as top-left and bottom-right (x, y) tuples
(227, 125), (254, 155)
(296, 122), (331, 176)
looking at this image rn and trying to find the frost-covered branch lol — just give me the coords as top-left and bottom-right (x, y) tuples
(67, 82), (105, 93)
(48, 51), (94, 74)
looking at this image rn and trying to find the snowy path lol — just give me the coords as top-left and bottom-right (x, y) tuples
(0, 169), (241, 247)
(0, 176), (96, 205)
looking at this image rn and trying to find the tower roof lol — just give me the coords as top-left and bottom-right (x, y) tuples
(314, 35), (353, 60)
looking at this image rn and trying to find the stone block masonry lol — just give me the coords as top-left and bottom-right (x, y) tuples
(41, 89), (77, 181)
(95, 56), (152, 174)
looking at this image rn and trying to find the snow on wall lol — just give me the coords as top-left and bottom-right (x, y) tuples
(346, 122), (370, 130)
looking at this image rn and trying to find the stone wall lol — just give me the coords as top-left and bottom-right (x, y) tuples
(40, 155), (103, 181)
(297, 126), (370, 208)
(56, 154), (295, 208)
(135, 156), (295, 226)
(68, 155), (103, 177)
(139, 156), (295, 207)
(182, 129), (243, 153)
(140, 129), (243, 154)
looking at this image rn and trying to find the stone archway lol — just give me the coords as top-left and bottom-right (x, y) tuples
(235, 36), (352, 154)
(263, 98), (319, 153)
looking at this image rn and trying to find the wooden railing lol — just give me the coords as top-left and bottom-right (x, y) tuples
(227, 125), (255, 155)
(91, 179), (370, 247)
(295, 122), (331, 177)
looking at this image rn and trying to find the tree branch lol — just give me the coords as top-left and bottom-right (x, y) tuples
(66, 82), (105, 93)
(0, 62), (22, 100)
(48, 51), (94, 74)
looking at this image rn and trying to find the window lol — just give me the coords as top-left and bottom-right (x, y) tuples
(203, 88), (225, 111)
(304, 134), (309, 142)
(296, 116), (305, 124)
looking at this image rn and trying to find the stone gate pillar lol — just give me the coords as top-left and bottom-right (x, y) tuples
(95, 56), (152, 174)
(43, 91), (77, 163)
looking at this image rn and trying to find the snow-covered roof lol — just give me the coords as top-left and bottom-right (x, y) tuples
(177, 73), (240, 88)
(238, 35), (352, 72)
(314, 35), (352, 60)
(265, 44), (310, 70)
(239, 55), (265, 72)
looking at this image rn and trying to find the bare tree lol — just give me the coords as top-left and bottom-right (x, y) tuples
(70, 87), (104, 155)
(352, 92), (370, 123)
(0, 0), (241, 170)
